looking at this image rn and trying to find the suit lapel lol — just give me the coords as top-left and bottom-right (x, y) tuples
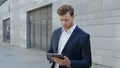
(62, 26), (78, 54)
(54, 28), (62, 53)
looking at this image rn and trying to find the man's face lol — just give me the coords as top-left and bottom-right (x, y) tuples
(59, 12), (74, 30)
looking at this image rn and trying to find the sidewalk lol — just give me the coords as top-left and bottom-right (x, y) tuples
(0, 42), (112, 68)
(0, 42), (51, 68)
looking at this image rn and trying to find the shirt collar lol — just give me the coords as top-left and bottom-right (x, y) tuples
(61, 23), (76, 33)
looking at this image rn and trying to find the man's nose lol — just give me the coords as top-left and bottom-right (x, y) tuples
(62, 21), (66, 24)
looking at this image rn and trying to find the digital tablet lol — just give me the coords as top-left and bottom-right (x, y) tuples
(47, 53), (64, 63)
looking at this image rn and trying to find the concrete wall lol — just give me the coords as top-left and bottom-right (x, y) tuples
(52, 0), (120, 68)
(0, 0), (120, 68)
(0, 0), (56, 48)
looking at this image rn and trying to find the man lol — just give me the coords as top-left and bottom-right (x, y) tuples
(47, 4), (92, 68)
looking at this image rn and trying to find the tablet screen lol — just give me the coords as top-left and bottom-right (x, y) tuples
(47, 53), (64, 63)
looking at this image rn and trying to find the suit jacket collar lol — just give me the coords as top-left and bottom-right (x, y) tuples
(54, 28), (62, 53)
(61, 26), (79, 54)
(55, 26), (79, 54)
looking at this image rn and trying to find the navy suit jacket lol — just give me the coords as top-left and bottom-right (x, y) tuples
(47, 26), (92, 68)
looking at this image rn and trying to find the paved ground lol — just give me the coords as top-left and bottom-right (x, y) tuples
(0, 41), (112, 68)
(0, 42), (51, 68)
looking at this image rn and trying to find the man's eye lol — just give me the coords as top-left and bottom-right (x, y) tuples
(64, 19), (69, 21)
(61, 20), (63, 21)
(61, 19), (68, 21)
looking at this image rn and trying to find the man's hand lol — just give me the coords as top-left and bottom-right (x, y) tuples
(52, 56), (71, 67)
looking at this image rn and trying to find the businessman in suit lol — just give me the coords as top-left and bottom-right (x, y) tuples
(47, 4), (92, 68)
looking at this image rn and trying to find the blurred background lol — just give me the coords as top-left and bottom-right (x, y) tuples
(0, 0), (120, 68)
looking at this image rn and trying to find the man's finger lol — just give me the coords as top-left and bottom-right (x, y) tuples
(64, 56), (69, 60)
(52, 57), (63, 62)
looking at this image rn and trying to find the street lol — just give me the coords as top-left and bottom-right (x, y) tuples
(0, 42), (51, 68)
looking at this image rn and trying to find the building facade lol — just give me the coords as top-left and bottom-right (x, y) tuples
(0, 0), (120, 68)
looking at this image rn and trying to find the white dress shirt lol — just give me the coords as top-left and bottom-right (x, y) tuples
(54, 23), (76, 68)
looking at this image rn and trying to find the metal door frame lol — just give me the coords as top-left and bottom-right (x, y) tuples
(27, 4), (52, 51)
(3, 18), (10, 43)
